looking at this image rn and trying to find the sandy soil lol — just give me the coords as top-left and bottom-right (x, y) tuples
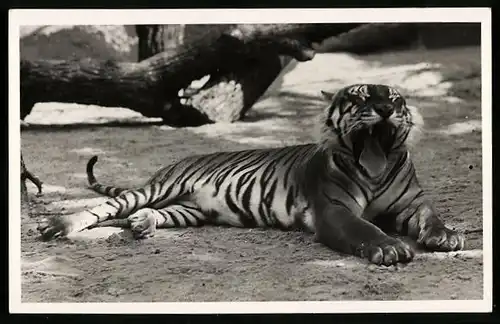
(19, 46), (484, 302)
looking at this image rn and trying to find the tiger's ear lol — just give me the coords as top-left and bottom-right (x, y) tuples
(320, 90), (335, 102)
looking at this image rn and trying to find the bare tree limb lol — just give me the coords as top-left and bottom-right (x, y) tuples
(20, 23), (362, 124)
(21, 153), (43, 202)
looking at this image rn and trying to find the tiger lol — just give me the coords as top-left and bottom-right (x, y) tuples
(38, 83), (465, 266)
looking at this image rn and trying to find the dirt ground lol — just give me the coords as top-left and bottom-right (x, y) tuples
(18, 46), (484, 303)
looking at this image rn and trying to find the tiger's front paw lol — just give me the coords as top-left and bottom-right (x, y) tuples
(37, 215), (74, 241)
(418, 225), (465, 252)
(357, 237), (415, 266)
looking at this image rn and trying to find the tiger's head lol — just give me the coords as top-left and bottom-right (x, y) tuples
(317, 84), (423, 178)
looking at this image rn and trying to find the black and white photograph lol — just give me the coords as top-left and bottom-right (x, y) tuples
(9, 8), (492, 313)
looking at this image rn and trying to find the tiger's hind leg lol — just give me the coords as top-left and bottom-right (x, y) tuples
(126, 201), (206, 239)
(38, 184), (198, 241)
(88, 201), (206, 239)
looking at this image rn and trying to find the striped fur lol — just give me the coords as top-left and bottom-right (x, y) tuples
(38, 83), (464, 266)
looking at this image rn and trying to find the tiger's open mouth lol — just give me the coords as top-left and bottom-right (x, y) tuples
(353, 121), (396, 154)
(352, 121), (397, 178)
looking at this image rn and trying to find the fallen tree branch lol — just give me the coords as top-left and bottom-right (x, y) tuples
(20, 23), (362, 125)
(21, 153), (43, 202)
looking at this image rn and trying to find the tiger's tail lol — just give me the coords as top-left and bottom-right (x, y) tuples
(86, 155), (130, 197)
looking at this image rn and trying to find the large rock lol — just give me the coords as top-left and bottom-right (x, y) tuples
(20, 25), (139, 61)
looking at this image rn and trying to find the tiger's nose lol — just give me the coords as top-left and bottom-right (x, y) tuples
(373, 104), (394, 118)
